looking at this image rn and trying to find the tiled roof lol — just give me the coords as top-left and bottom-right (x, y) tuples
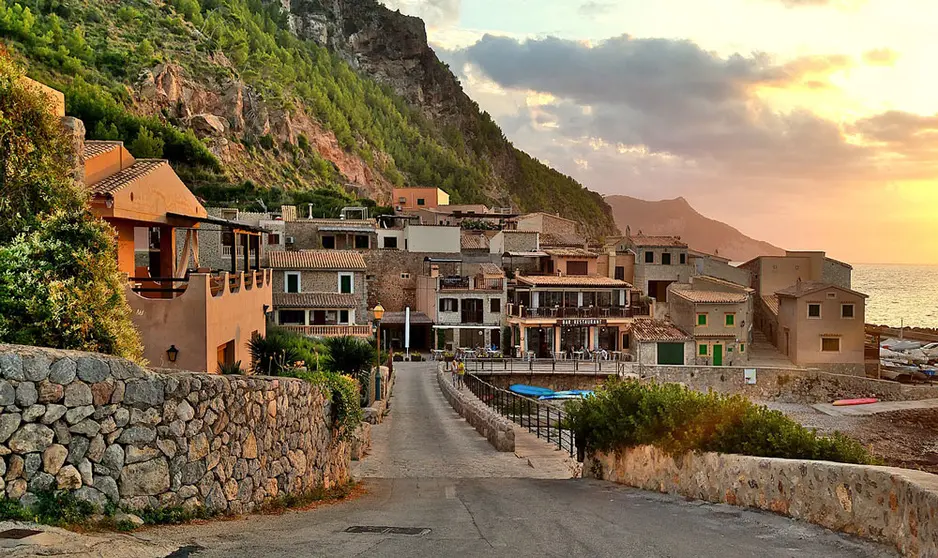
(516, 274), (632, 288)
(540, 232), (586, 247)
(775, 281), (868, 299)
(762, 295), (780, 317)
(88, 160), (166, 195)
(272, 293), (359, 309)
(82, 140), (122, 160)
(630, 319), (691, 342)
(477, 262), (504, 276)
(629, 234), (688, 248)
(461, 233), (489, 251)
(694, 275), (753, 292)
(267, 250), (367, 270)
(670, 289), (749, 304)
(544, 248), (598, 258)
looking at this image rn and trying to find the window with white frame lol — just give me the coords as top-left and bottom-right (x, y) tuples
(339, 310), (351, 324)
(807, 303), (822, 319)
(285, 272), (301, 293)
(278, 310), (305, 325)
(338, 272), (354, 294)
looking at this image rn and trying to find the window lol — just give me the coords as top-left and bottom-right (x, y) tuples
(401, 272), (411, 279)
(662, 253), (672, 265)
(268, 233), (280, 245)
(841, 304), (855, 319)
(827, 292), (837, 299)
(614, 266), (625, 280)
(217, 340), (235, 368)
(725, 313), (736, 327)
(697, 313), (708, 326)
(679, 253), (686, 265)
(355, 235), (370, 249)
(821, 337), (841, 352)
(321, 235), (336, 249)
(384, 236), (398, 249)
(644, 251), (654, 263)
(739, 343), (746, 353)
(439, 298), (458, 312)
(807, 303), (822, 319)
(490, 298), (501, 313)
(339, 310), (350, 324)
(285, 272), (301, 293)
(278, 310), (305, 325)
(417, 198), (426, 206)
(567, 261), (588, 275)
(398, 196), (406, 204)
(698, 343), (709, 356)
(221, 209), (238, 221)
(338, 273), (354, 294)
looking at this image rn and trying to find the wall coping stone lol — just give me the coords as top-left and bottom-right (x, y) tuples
(437, 367), (514, 452)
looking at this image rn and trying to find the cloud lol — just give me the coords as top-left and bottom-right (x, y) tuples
(381, 0), (461, 27)
(862, 48), (900, 66)
(852, 111), (938, 154)
(768, 0), (865, 8)
(578, 1), (616, 17)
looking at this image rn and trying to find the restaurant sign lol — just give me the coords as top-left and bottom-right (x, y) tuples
(560, 318), (607, 326)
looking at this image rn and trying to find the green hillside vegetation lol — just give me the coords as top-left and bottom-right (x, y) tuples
(0, 0), (615, 234)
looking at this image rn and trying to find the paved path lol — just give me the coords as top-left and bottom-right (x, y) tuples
(147, 362), (896, 557)
(813, 397), (938, 416)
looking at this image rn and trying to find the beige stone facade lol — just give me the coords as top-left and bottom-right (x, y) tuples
(668, 277), (754, 366)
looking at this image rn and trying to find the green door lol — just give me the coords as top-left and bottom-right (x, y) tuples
(713, 344), (723, 366)
(657, 343), (685, 365)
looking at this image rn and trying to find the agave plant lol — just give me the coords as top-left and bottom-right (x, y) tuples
(217, 360), (244, 375)
(323, 336), (375, 384)
(248, 333), (301, 376)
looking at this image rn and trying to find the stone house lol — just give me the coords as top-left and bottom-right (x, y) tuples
(284, 218), (378, 250)
(628, 319), (696, 366)
(668, 276), (754, 366)
(516, 212), (580, 238)
(623, 230), (693, 310)
(268, 250), (371, 338)
(416, 262), (507, 351)
(687, 249), (752, 287)
(774, 280), (868, 375)
(182, 207), (286, 271)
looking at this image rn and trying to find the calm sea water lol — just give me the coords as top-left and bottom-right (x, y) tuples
(852, 264), (938, 328)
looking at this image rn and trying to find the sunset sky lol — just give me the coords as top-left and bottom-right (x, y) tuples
(382, 0), (938, 265)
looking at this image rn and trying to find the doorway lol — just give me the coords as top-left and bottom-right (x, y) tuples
(713, 344), (723, 366)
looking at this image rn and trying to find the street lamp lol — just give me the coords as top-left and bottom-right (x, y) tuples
(373, 303), (385, 365)
(166, 345), (179, 364)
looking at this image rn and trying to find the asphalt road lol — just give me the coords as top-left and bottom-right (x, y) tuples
(153, 362), (898, 558)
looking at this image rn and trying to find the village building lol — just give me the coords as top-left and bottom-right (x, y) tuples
(416, 261), (507, 352)
(622, 230), (693, 309)
(628, 319), (696, 366)
(268, 250), (370, 338)
(516, 212), (581, 239)
(687, 249), (752, 287)
(668, 276), (755, 366)
(773, 280), (868, 375)
(81, 140), (272, 373)
(392, 186), (450, 211)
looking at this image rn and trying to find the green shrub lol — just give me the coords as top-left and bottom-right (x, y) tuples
(217, 360), (243, 375)
(247, 331), (302, 375)
(324, 336), (375, 381)
(129, 126), (164, 158)
(566, 379), (876, 465)
(0, 491), (96, 526)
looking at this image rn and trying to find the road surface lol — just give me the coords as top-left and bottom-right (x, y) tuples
(152, 362), (897, 557)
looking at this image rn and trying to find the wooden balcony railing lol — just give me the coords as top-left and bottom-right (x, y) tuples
(280, 325), (372, 338)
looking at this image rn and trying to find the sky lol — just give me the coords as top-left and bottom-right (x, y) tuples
(380, 0), (938, 265)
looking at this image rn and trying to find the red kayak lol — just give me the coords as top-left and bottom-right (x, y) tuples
(831, 398), (879, 406)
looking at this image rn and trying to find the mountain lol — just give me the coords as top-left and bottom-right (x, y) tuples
(0, 0), (617, 239)
(605, 196), (785, 262)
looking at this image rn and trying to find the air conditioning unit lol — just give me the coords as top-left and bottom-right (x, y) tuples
(285, 236), (296, 245)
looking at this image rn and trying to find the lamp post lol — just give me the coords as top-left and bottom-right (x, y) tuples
(373, 304), (385, 403)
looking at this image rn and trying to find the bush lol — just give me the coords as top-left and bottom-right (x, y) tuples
(323, 336), (375, 381)
(247, 331), (302, 375)
(566, 380), (876, 465)
(217, 360), (243, 375)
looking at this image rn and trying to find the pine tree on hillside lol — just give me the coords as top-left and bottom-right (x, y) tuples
(0, 55), (142, 360)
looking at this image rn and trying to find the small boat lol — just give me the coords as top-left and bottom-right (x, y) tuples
(509, 384), (555, 398)
(538, 390), (595, 401)
(832, 398), (879, 406)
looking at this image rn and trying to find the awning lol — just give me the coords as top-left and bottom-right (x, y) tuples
(380, 311), (434, 325)
(167, 212), (271, 233)
(505, 251), (549, 257)
(424, 257), (463, 263)
(317, 226), (376, 233)
(432, 325), (501, 330)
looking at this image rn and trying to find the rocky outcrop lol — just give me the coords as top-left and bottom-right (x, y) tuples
(0, 344), (350, 514)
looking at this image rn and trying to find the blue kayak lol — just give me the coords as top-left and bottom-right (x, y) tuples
(538, 390), (594, 401)
(509, 384), (555, 398)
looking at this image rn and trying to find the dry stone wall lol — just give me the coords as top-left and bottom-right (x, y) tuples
(437, 368), (514, 452)
(0, 344), (349, 514)
(585, 446), (938, 557)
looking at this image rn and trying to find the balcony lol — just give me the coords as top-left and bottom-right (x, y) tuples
(506, 304), (649, 319)
(438, 276), (504, 292)
(280, 325), (372, 338)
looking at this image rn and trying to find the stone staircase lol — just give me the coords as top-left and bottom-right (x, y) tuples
(749, 330), (795, 367)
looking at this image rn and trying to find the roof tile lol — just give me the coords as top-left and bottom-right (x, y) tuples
(516, 274), (631, 288)
(461, 233), (489, 251)
(762, 295), (780, 317)
(671, 289), (749, 304)
(544, 248), (598, 258)
(88, 159), (166, 196)
(272, 293), (359, 308)
(629, 319), (691, 342)
(82, 140), (122, 160)
(629, 234), (688, 248)
(268, 250), (367, 270)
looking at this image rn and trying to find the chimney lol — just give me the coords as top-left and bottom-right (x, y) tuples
(796, 277), (803, 295)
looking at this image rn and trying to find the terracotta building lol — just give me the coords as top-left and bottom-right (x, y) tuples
(392, 186), (450, 211)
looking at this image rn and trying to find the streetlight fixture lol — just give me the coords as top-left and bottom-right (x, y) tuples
(373, 303), (385, 402)
(166, 345), (179, 364)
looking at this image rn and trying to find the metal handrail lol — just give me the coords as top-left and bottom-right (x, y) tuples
(464, 373), (580, 460)
(464, 358), (619, 374)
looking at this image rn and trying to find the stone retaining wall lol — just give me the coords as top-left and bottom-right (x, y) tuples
(436, 368), (514, 452)
(0, 344), (350, 514)
(585, 446), (938, 557)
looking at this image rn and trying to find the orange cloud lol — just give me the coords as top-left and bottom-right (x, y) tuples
(862, 48), (899, 66)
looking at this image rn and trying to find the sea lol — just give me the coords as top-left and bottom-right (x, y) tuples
(852, 264), (938, 329)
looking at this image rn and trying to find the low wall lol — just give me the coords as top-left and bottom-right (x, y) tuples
(585, 446), (938, 557)
(471, 372), (612, 392)
(436, 368), (514, 452)
(630, 364), (938, 403)
(0, 344), (350, 514)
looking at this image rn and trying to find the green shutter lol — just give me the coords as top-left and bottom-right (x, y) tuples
(726, 314), (735, 326)
(340, 275), (352, 293)
(657, 343), (685, 365)
(697, 314), (707, 326)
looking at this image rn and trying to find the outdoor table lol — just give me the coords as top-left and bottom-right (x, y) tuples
(430, 349), (444, 361)
(554, 352), (566, 360)
(573, 351), (584, 360)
